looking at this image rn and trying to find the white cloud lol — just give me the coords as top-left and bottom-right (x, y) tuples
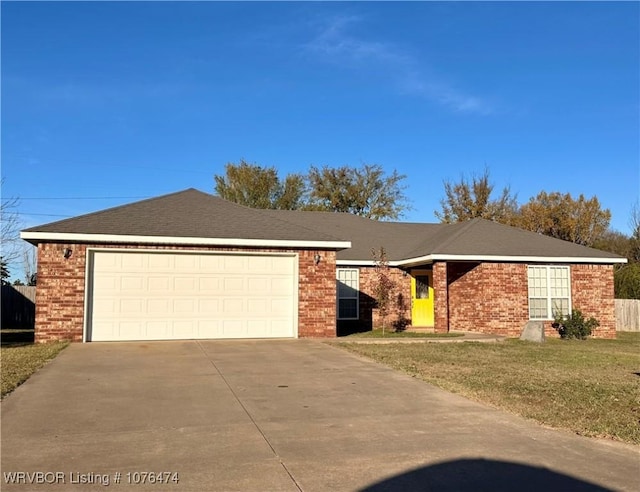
(306, 15), (493, 115)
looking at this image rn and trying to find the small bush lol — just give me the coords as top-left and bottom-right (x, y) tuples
(553, 309), (599, 340)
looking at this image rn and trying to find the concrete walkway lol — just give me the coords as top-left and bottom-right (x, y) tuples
(1, 340), (638, 491)
(337, 331), (506, 344)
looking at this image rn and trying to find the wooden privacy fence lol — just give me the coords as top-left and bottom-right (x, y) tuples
(1, 285), (36, 329)
(615, 299), (640, 332)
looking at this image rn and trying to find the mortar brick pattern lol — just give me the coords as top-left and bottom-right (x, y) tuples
(351, 267), (411, 331)
(571, 264), (615, 338)
(446, 262), (615, 338)
(340, 261), (615, 338)
(433, 262), (449, 333)
(35, 243), (336, 342)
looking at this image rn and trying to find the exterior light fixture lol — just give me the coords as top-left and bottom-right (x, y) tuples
(63, 248), (72, 259)
(314, 253), (321, 265)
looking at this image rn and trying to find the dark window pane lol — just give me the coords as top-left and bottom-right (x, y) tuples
(416, 276), (430, 299)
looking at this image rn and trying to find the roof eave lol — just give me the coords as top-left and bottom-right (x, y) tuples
(20, 231), (351, 250)
(337, 253), (627, 267)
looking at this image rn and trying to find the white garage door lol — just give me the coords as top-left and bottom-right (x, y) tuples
(87, 251), (297, 341)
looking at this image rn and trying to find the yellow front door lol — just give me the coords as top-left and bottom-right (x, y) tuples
(411, 270), (434, 327)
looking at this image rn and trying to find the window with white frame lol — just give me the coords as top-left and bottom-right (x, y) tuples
(337, 268), (359, 320)
(527, 266), (571, 320)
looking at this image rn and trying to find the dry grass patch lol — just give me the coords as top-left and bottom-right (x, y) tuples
(1, 342), (69, 398)
(339, 333), (640, 445)
(343, 329), (464, 339)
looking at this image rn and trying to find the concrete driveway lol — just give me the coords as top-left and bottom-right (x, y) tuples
(1, 340), (638, 491)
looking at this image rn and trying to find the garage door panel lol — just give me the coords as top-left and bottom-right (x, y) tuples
(88, 251), (296, 341)
(199, 277), (221, 291)
(222, 298), (244, 314)
(247, 277), (268, 293)
(148, 299), (170, 314)
(121, 254), (145, 269)
(147, 321), (169, 338)
(222, 256), (245, 271)
(120, 276), (144, 291)
(148, 254), (171, 269)
(221, 320), (244, 337)
(270, 299), (292, 315)
(199, 255), (222, 270)
(149, 277), (170, 291)
(198, 299), (220, 314)
(271, 277), (293, 291)
(174, 277), (195, 291)
(222, 277), (243, 292)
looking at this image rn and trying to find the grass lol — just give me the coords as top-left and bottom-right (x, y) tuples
(338, 332), (640, 445)
(343, 329), (464, 339)
(1, 341), (69, 398)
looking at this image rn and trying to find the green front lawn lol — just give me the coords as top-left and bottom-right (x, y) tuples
(1, 341), (69, 398)
(338, 332), (640, 445)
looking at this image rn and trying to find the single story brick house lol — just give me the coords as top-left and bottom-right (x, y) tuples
(21, 189), (626, 343)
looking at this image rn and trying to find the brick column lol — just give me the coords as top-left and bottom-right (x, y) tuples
(433, 261), (449, 333)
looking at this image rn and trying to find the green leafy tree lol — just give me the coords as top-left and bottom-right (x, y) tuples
(214, 160), (305, 210)
(371, 246), (395, 335)
(517, 191), (610, 247)
(307, 164), (408, 220)
(592, 230), (632, 259)
(614, 264), (640, 299)
(435, 168), (518, 224)
(613, 204), (640, 299)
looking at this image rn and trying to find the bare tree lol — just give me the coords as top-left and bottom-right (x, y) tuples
(371, 246), (395, 336)
(1, 179), (23, 263)
(629, 201), (640, 263)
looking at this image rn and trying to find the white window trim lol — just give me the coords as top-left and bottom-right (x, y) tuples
(527, 265), (572, 320)
(337, 268), (359, 320)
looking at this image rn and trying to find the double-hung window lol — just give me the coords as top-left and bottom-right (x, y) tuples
(527, 266), (571, 320)
(337, 268), (359, 320)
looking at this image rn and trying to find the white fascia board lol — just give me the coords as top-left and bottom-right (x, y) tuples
(423, 254), (628, 265)
(338, 254), (627, 267)
(20, 231), (351, 250)
(336, 259), (414, 267)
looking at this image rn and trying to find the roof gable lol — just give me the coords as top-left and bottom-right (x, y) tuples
(21, 189), (626, 264)
(22, 189), (350, 249)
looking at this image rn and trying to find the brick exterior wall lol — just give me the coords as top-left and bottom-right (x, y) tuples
(447, 262), (529, 337)
(570, 264), (615, 338)
(35, 243), (337, 342)
(337, 266), (411, 335)
(433, 262), (448, 334)
(446, 262), (616, 338)
(339, 261), (616, 338)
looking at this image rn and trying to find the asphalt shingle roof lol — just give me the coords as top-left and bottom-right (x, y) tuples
(23, 188), (625, 263)
(23, 189), (344, 243)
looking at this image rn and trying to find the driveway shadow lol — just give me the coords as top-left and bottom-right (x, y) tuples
(361, 458), (611, 492)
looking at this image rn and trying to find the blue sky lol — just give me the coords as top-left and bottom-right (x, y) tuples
(2, 1), (639, 277)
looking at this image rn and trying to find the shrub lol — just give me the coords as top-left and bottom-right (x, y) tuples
(553, 309), (599, 340)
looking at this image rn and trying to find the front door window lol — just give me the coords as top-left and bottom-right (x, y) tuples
(415, 276), (430, 299)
